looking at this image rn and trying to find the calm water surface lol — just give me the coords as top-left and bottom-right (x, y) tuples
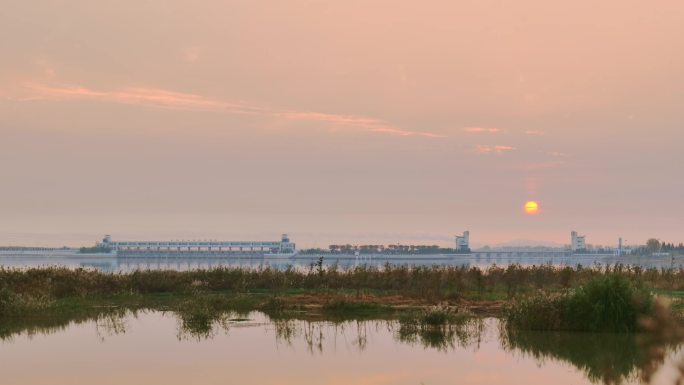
(2, 253), (684, 272)
(0, 311), (681, 385)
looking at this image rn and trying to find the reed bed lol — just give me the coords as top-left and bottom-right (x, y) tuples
(1, 263), (684, 320)
(505, 275), (654, 332)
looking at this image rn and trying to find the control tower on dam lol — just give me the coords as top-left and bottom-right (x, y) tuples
(98, 234), (296, 258)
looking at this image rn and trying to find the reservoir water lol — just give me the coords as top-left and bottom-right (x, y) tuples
(0, 311), (681, 385)
(1, 253), (683, 272)
(3, 252), (682, 384)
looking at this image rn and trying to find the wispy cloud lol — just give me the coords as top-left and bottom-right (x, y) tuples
(473, 145), (516, 155)
(280, 111), (445, 138)
(367, 126), (445, 138)
(25, 83), (262, 114)
(21, 82), (443, 138)
(525, 130), (545, 136)
(463, 127), (501, 133)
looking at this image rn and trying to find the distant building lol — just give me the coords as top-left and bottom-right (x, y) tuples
(617, 237), (623, 256)
(455, 231), (470, 252)
(98, 233), (296, 254)
(571, 231), (586, 252)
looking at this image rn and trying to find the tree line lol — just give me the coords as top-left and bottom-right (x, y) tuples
(632, 239), (684, 255)
(300, 244), (470, 255)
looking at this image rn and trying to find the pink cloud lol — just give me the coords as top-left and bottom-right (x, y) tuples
(25, 83), (261, 114)
(463, 127), (501, 133)
(473, 145), (516, 154)
(370, 127), (445, 138)
(21, 82), (444, 138)
(280, 111), (445, 138)
(279, 111), (387, 128)
(524, 130), (545, 135)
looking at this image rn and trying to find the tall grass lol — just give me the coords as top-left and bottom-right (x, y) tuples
(0, 264), (682, 319)
(505, 275), (654, 332)
(398, 307), (480, 350)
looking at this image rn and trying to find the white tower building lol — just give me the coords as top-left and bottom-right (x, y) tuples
(455, 231), (470, 251)
(571, 231), (586, 252)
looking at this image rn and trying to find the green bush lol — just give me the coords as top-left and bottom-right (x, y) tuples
(506, 275), (654, 332)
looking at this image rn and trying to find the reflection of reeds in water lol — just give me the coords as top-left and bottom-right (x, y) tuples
(503, 300), (684, 385)
(388, 302), (684, 385)
(174, 296), (259, 340)
(502, 327), (645, 385)
(271, 319), (384, 354)
(94, 310), (130, 341)
(4, 306), (684, 385)
(268, 308), (487, 354)
(397, 307), (485, 351)
(0, 305), (133, 342)
(273, 319), (296, 347)
(175, 310), (231, 341)
(637, 300), (684, 384)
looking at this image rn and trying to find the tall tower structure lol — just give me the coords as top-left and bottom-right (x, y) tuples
(571, 231), (586, 252)
(455, 231), (470, 252)
(618, 237), (623, 256)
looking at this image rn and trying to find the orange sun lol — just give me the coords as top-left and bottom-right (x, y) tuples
(524, 201), (540, 215)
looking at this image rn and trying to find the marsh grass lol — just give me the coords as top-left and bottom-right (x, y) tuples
(505, 275), (655, 332)
(398, 307), (481, 350)
(0, 287), (51, 317)
(399, 306), (471, 330)
(175, 299), (229, 339)
(2, 264), (684, 322)
(322, 300), (392, 319)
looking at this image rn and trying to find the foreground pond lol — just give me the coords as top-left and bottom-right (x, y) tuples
(0, 312), (682, 385)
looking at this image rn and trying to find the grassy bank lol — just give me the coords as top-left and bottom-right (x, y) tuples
(2, 264), (684, 326)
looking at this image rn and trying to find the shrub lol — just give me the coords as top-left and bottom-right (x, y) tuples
(506, 275), (654, 332)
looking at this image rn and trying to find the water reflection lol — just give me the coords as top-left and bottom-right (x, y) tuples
(397, 317), (486, 351)
(270, 319), (394, 354)
(0, 307), (129, 342)
(94, 311), (128, 341)
(1, 310), (681, 385)
(4, 253), (684, 272)
(502, 329), (649, 384)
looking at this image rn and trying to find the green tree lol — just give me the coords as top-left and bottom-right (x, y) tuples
(646, 238), (661, 253)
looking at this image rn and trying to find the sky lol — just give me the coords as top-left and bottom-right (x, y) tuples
(1, 0), (683, 248)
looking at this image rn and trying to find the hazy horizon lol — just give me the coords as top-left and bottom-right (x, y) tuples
(0, 230), (639, 250)
(2, 1), (683, 248)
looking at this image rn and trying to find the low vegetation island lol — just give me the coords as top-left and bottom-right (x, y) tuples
(2, 263), (684, 333)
